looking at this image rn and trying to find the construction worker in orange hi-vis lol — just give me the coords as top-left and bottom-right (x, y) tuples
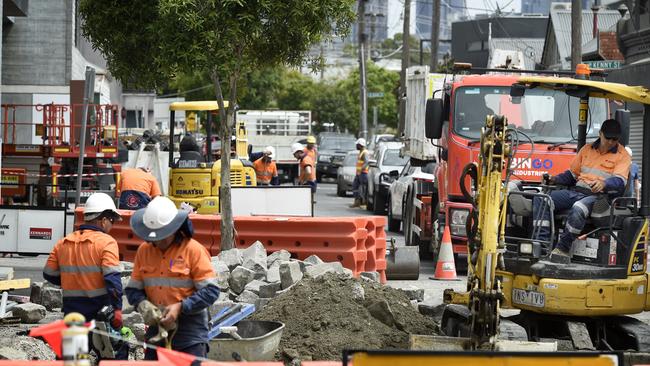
(292, 142), (317, 193)
(126, 196), (220, 360)
(304, 135), (318, 164)
(253, 146), (279, 185)
(118, 166), (162, 210)
(43, 192), (128, 360)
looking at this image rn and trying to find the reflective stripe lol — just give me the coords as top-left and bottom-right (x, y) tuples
(60, 265), (101, 273)
(102, 265), (122, 275)
(581, 166), (613, 179)
(43, 267), (60, 277)
(533, 220), (551, 227)
(570, 171), (577, 179)
(195, 278), (219, 290)
(126, 278), (144, 290)
(590, 209), (611, 218)
(566, 223), (582, 234)
(62, 288), (109, 298)
(143, 277), (194, 288)
(574, 201), (589, 217)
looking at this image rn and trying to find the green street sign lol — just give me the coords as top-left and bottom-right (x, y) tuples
(367, 92), (384, 98)
(583, 60), (622, 70)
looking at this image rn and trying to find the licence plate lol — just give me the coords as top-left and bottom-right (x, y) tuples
(512, 288), (545, 307)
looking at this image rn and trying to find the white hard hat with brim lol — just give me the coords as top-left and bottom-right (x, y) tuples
(130, 197), (189, 241)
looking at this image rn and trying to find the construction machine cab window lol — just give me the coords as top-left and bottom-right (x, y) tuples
(454, 87), (607, 141)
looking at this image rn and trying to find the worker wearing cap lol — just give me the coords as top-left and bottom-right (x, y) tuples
(43, 192), (127, 359)
(253, 146), (279, 186)
(125, 196), (220, 359)
(532, 119), (631, 261)
(350, 138), (369, 208)
(304, 136), (318, 164)
(117, 167), (162, 210)
(292, 142), (317, 193)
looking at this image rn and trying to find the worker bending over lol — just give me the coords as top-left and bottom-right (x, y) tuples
(532, 119), (631, 261)
(43, 193), (127, 359)
(350, 138), (369, 208)
(253, 146), (279, 185)
(126, 196), (220, 359)
(118, 167), (162, 210)
(292, 142), (317, 193)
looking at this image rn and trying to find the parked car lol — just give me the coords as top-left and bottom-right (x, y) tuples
(336, 151), (358, 196)
(387, 160), (436, 232)
(316, 134), (357, 181)
(366, 141), (408, 214)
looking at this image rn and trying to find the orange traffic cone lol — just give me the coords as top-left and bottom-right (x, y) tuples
(431, 225), (459, 281)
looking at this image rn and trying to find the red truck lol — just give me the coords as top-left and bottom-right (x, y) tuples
(400, 65), (610, 261)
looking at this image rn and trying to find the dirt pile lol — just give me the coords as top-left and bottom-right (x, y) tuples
(252, 273), (440, 361)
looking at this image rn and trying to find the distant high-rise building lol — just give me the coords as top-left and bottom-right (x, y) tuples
(522, 0), (594, 15)
(351, 0), (389, 44)
(415, 0), (467, 62)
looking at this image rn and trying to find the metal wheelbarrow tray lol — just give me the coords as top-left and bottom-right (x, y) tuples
(208, 320), (285, 361)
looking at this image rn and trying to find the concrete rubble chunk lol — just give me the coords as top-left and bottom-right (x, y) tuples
(242, 258), (268, 280)
(122, 312), (143, 329)
(236, 290), (259, 304)
(360, 271), (380, 282)
(241, 241), (267, 266)
(304, 255), (324, 266)
(255, 297), (271, 310)
(0, 347), (27, 360)
(229, 266), (255, 294)
(0, 267), (14, 281)
(217, 249), (243, 272)
(304, 262), (348, 279)
(13, 303), (46, 323)
(29, 282), (43, 305)
(267, 249), (291, 267)
(266, 262), (281, 283)
(401, 287), (425, 302)
(209, 300), (235, 318)
(131, 323), (146, 342)
(259, 282), (282, 298)
(280, 262), (303, 289)
(366, 300), (396, 327)
(211, 260), (231, 290)
(122, 295), (135, 314)
(351, 282), (365, 301)
(120, 261), (134, 277)
(244, 279), (267, 295)
(41, 287), (63, 311)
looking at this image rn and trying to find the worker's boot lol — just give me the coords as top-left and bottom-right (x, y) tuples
(349, 198), (361, 208)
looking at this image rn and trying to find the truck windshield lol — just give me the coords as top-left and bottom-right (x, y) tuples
(320, 138), (357, 151)
(453, 86), (607, 142)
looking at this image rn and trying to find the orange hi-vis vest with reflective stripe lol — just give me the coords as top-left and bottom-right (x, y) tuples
(570, 142), (631, 190)
(299, 155), (316, 183)
(129, 237), (217, 307)
(119, 168), (162, 198)
(253, 159), (278, 185)
(44, 229), (121, 304)
(356, 149), (369, 174)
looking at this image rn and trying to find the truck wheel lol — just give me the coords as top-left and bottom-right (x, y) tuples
(387, 196), (401, 232)
(373, 190), (387, 215)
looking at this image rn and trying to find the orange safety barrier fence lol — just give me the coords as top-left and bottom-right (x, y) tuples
(74, 209), (386, 277)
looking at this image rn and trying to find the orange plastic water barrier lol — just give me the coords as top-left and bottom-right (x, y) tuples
(75, 209), (386, 276)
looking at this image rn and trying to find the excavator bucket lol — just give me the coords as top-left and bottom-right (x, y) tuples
(385, 239), (420, 280)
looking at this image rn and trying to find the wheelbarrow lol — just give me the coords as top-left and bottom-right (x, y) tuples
(207, 320), (285, 361)
(385, 237), (420, 280)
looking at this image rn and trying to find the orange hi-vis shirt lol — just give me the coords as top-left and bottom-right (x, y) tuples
(119, 168), (162, 198)
(303, 147), (317, 165)
(570, 142), (631, 191)
(253, 159), (278, 185)
(43, 228), (122, 318)
(299, 155), (316, 183)
(128, 238), (217, 307)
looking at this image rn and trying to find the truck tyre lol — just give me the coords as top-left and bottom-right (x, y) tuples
(387, 195), (401, 232)
(373, 190), (387, 215)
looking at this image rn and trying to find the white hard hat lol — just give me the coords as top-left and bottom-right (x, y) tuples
(356, 138), (366, 147)
(263, 146), (275, 159)
(84, 193), (121, 221)
(130, 196), (188, 241)
(625, 146), (633, 157)
(291, 142), (304, 154)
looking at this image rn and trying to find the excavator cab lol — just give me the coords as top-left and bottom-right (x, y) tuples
(167, 101), (256, 214)
(438, 66), (650, 352)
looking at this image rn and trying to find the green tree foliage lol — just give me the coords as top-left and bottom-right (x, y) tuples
(79, 0), (356, 249)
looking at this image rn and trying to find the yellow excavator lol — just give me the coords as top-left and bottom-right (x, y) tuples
(428, 66), (650, 351)
(167, 101), (256, 214)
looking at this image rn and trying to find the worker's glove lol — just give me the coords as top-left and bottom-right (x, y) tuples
(111, 309), (123, 329)
(137, 300), (162, 326)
